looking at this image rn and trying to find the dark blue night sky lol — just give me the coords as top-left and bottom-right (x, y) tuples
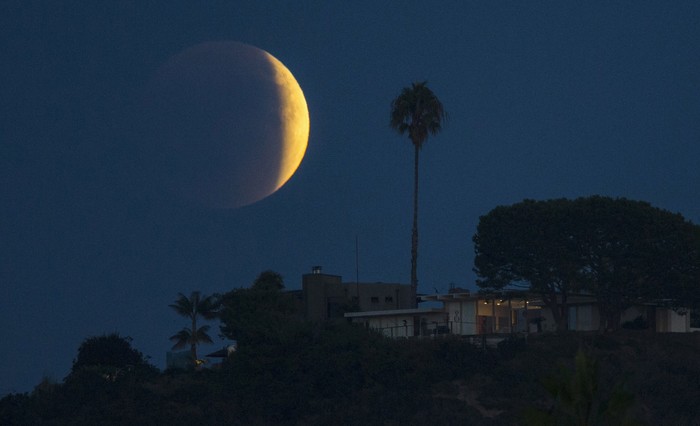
(2, 1), (699, 393)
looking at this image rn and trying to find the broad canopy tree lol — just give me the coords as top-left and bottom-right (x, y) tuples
(69, 333), (158, 382)
(473, 199), (584, 331)
(219, 270), (303, 346)
(473, 196), (700, 331)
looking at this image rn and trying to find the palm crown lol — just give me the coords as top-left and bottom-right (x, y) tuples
(390, 81), (446, 149)
(169, 291), (220, 365)
(390, 81), (446, 304)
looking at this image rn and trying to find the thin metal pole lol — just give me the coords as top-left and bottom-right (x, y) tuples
(508, 298), (513, 334)
(355, 235), (360, 301)
(492, 299), (496, 333)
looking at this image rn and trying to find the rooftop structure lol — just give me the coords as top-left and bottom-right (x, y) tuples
(302, 266), (414, 321)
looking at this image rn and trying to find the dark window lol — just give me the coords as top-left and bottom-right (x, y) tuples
(385, 296), (393, 303)
(371, 297), (379, 303)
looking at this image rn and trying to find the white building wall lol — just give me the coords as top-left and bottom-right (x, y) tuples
(658, 309), (690, 333)
(353, 299), (690, 338)
(568, 305), (595, 331)
(444, 300), (477, 335)
(540, 309), (557, 332)
(368, 315), (414, 338)
(363, 312), (453, 337)
(578, 305), (594, 330)
(568, 306), (577, 330)
(462, 301), (477, 335)
(445, 301), (460, 334)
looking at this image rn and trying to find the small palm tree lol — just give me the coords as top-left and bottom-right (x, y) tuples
(523, 350), (638, 425)
(390, 81), (446, 305)
(169, 291), (220, 365)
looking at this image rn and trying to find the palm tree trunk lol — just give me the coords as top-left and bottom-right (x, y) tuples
(191, 316), (198, 363)
(411, 144), (419, 308)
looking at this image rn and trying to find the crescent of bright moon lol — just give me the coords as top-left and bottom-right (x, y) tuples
(265, 50), (310, 192)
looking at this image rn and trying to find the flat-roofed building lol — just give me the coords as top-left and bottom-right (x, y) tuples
(302, 266), (414, 321)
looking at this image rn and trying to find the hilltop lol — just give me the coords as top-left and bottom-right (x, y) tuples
(2, 325), (699, 425)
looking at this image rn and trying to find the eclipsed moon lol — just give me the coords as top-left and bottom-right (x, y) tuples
(141, 41), (309, 209)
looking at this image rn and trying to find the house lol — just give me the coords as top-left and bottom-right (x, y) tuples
(345, 290), (537, 338)
(301, 268), (690, 335)
(344, 307), (448, 338)
(533, 295), (690, 333)
(343, 289), (691, 337)
(302, 266), (414, 321)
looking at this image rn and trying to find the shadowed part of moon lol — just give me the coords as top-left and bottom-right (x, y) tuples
(139, 41), (309, 209)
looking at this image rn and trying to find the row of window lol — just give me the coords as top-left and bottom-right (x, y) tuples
(352, 296), (395, 304)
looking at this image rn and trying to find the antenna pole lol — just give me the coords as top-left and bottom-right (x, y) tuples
(355, 235), (360, 300)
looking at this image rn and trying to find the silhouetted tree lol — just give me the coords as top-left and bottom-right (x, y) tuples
(69, 333), (157, 378)
(474, 196), (700, 331)
(473, 199), (584, 331)
(252, 270), (284, 291)
(219, 271), (302, 345)
(169, 291), (220, 365)
(523, 350), (639, 425)
(390, 81), (447, 304)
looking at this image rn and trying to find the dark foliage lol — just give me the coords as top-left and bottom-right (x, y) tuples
(622, 315), (649, 330)
(169, 291), (220, 364)
(474, 196), (700, 331)
(4, 272), (699, 425)
(70, 333), (158, 378)
(218, 272), (304, 346)
(3, 331), (700, 424)
(252, 270), (285, 291)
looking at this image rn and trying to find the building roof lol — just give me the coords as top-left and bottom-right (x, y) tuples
(420, 292), (473, 302)
(344, 307), (445, 318)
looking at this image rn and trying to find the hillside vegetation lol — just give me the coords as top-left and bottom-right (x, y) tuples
(2, 325), (699, 425)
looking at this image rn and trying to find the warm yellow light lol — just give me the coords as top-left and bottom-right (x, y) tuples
(266, 52), (310, 190)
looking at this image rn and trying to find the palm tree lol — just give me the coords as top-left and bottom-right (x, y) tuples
(390, 81), (446, 306)
(169, 291), (220, 365)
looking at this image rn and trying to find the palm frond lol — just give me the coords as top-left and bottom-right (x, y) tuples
(169, 291), (219, 351)
(195, 325), (214, 344)
(197, 294), (221, 319)
(169, 292), (196, 318)
(390, 81), (446, 148)
(169, 328), (192, 350)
